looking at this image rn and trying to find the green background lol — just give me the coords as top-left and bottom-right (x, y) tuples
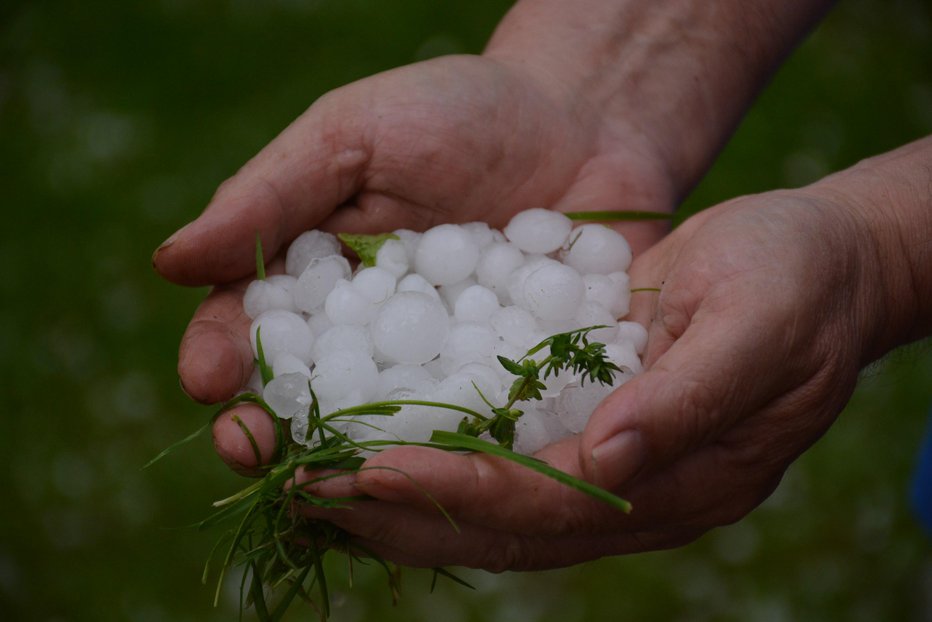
(2, 0), (931, 620)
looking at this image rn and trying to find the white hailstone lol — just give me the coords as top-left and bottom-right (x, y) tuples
(439, 277), (477, 311)
(271, 352), (311, 378)
(431, 371), (496, 422)
(553, 380), (617, 434)
(324, 279), (375, 326)
(291, 413), (310, 445)
(285, 230), (341, 277)
(539, 367), (577, 398)
(312, 350), (379, 402)
(397, 273), (442, 302)
(352, 267), (396, 303)
(490, 305), (540, 349)
(393, 229), (421, 265)
(250, 309), (315, 364)
(440, 322), (499, 375)
(563, 224), (632, 274)
(371, 291), (450, 364)
(263, 372), (313, 419)
(607, 271), (631, 318)
(414, 224), (480, 285)
(461, 221), (496, 248)
(266, 274), (297, 292)
(374, 239), (410, 278)
(521, 260), (585, 321)
(423, 357), (446, 379)
(317, 389), (366, 423)
(243, 367), (263, 394)
(503, 208), (573, 254)
(377, 364), (436, 400)
(513, 407), (570, 455)
(454, 285), (501, 323)
(475, 242), (525, 303)
(306, 312), (333, 337)
(242, 278), (296, 319)
(505, 255), (551, 309)
(312, 324), (373, 361)
(358, 401), (439, 444)
(456, 362), (504, 399)
(604, 342), (643, 374)
(293, 255), (352, 313)
(574, 301), (618, 344)
(616, 321), (648, 354)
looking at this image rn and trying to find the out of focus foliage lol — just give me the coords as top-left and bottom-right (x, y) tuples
(1, 1), (930, 620)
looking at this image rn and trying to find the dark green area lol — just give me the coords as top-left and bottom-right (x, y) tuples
(1, 0), (930, 620)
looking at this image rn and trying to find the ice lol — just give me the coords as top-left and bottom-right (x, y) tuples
(250, 309), (315, 364)
(377, 364), (436, 399)
(616, 321), (648, 354)
(513, 407), (571, 455)
(312, 324), (373, 361)
(553, 380), (616, 434)
(306, 312), (333, 337)
(439, 277), (477, 311)
(431, 371), (496, 423)
(352, 267), (396, 303)
(439, 322), (498, 374)
(562, 224), (632, 274)
(291, 412), (310, 445)
(604, 342), (643, 374)
(505, 255), (550, 309)
(293, 255), (352, 313)
(392, 229), (421, 265)
(374, 239), (410, 278)
(324, 279), (377, 326)
(312, 350), (379, 401)
(520, 260), (585, 321)
(370, 291), (450, 364)
(272, 352), (311, 378)
(242, 278), (295, 319)
(475, 242), (525, 302)
(607, 271), (631, 317)
(503, 208), (572, 254)
(454, 285), (500, 323)
(573, 301), (618, 344)
(397, 273), (442, 302)
(243, 367), (263, 394)
(461, 221), (496, 248)
(583, 273), (630, 318)
(414, 224), (480, 285)
(456, 361), (504, 399)
(263, 372), (313, 419)
(285, 231), (341, 277)
(490, 305), (540, 349)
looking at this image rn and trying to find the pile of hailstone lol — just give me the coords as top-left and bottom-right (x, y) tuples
(241, 209), (647, 456)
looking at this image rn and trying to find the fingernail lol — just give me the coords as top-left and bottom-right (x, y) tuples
(590, 430), (645, 488)
(152, 222), (192, 260)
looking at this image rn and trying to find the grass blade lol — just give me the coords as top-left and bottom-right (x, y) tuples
(566, 210), (673, 222)
(142, 423), (207, 470)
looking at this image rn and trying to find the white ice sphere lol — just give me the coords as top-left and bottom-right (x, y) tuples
(293, 255), (352, 313)
(454, 285), (501, 323)
(352, 267), (396, 303)
(476, 242), (525, 302)
(306, 312), (333, 337)
(312, 350), (379, 402)
(440, 322), (498, 374)
(574, 301), (618, 344)
(243, 278), (296, 319)
(263, 372), (313, 419)
(414, 224), (480, 286)
(505, 255), (550, 309)
(374, 239), (410, 278)
(393, 229), (421, 265)
(397, 273), (442, 302)
(513, 408), (571, 455)
(461, 221), (496, 248)
(272, 352), (311, 378)
(312, 324), (373, 361)
(250, 310), (315, 364)
(490, 305), (540, 349)
(604, 342), (643, 374)
(554, 380), (617, 434)
(583, 273), (630, 318)
(291, 412), (310, 445)
(377, 364), (436, 399)
(616, 321), (648, 354)
(521, 261), (585, 321)
(286, 231), (341, 277)
(324, 279), (375, 326)
(607, 271), (631, 318)
(266, 274), (297, 292)
(371, 291), (450, 364)
(563, 224), (632, 274)
(503, 208), (573, 254)
(439, 278), (477, 312)
(432, 371), (496, 422)
(456, 362), (504, 399)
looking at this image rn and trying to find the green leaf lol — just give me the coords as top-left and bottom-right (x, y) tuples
(428, 431), (632, 513)
(255, 327), (274, 386)
(337, 232), (400, 267)
(255, 232), (266, 280)
(496, 355), (524, 376)
(566, 210), (673, 222)
(142, 423), (208, 469)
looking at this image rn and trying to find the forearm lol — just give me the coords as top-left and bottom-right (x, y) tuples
(484, 0), (835, 199)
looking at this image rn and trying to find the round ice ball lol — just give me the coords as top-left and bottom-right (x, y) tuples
(414, 224), (480, 286)
(573, 301), (617, 344)
(397, 273), (442, 302)
(243, 277), (297, 319)
(439, 278), (477, 311)
(250, 309), (315, 364)
(440, 322), (498, 374)
(616, 321), (648, 354)
(306, 311), (333, 337)
(563, 224), (632, 274)
(521, 261), (585, 321)
(604, 342), (643, 374)
(286, 230), (341, 277)
(374, 239), (410, 278)
(352, 267), (396, 303)
(454, 285), (501, 323)
(475, 242), (525, 302)
(293, 254), (351, 313)
(583, 272), (630, 318)
(371, 291), (450, 364)
(461, 221), (496, 248)
(324, 279), (376, 326)
(263, 372), (313, 420)
(271, 352), (311, 378)
(312, 324), (373, 361)
(490, 305), (540, 349)
(393, 229), (421, 265)
(312, 350), (379, 402)
(377, 364), (436, 399)
(503, 208), (573, 254)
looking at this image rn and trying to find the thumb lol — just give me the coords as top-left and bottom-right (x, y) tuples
(152, 94), (370, 286)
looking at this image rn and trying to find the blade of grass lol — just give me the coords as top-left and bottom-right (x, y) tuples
(255, 232), (266, 280)
(566, 210), (673, 222)
(142, 423), (207, 470)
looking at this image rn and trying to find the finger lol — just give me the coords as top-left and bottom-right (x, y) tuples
(212, 404), (280, 476)
(153, 92), (371, 286)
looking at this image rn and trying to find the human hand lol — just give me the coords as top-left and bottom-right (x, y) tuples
(298, 183), (901, 570)
(152, 54), (679, 473)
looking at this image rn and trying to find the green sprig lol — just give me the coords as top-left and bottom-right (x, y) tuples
(337, 232), (400, 267)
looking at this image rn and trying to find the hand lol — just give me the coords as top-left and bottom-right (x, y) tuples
(301, 186), (892, 571)
(152, 54), (678, 473)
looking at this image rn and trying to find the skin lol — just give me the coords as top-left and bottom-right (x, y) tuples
(150, 0), (932, 572)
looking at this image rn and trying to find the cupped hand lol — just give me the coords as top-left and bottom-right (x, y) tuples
(152, 54), (679, 473)
(300, 186), (888, 571)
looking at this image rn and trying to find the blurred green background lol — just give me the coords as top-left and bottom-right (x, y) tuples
(2, 0), (931, 620)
